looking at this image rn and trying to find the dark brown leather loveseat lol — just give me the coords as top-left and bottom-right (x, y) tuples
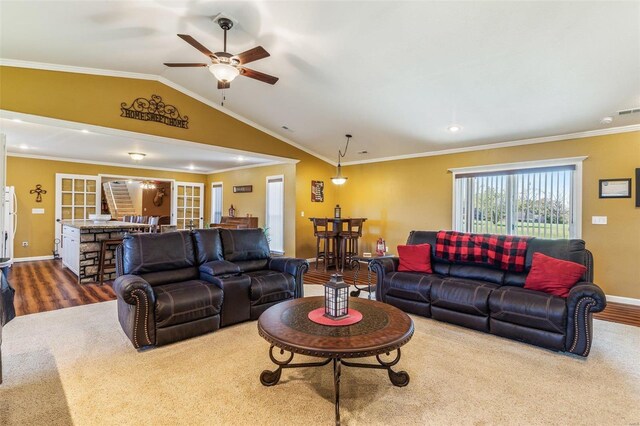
(114, 228), (308, 348)
(371, 231), (606, 356)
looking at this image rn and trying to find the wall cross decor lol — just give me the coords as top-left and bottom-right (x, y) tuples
(30, 184), (47, 202)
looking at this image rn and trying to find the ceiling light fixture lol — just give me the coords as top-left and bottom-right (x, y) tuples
(141, 181), (156, 190)
(448, 125), (462, 133)
(12, 119), (23, 123)
(19, 144), (29, 150)
(237, 156), (244, 162)
(209, 63), (240, 83)
(331, 134), (352, 186)
(188, 164), (196, 170)
(81, 129), (90, 134)
(600, 116), (613, 125)
(128, 152), (146, 161)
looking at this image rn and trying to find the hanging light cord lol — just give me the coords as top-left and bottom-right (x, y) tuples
(337, 134), (352, 164)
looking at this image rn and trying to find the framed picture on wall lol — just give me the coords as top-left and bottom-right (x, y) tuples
(311, 180), (324, 202)
(636, 169), (640, 207)
(599, 178), (631, 199)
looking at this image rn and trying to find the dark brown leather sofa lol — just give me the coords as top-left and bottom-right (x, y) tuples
(371, 231), (606, 357)
(114, 228), (308, 348)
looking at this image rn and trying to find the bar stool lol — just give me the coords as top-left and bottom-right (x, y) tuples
(312, 218), (338, 272)
(98, 238), (123, 285)
(338, 218), (364, 271)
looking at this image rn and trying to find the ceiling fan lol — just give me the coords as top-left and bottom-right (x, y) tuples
(164, 17), (278, 89)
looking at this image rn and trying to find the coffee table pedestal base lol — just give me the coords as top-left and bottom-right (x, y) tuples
(260, 345), (409, 426)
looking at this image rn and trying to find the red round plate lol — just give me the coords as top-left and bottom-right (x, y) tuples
(307, 307), (363, 326)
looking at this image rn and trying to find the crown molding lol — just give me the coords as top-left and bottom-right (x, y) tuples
(342, 124), (640, 166)
(7, 152), (214, 175)
(211, 159), (299, 175)
(0, 58), (336, 165)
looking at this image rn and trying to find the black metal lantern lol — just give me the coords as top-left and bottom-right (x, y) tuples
(324, 273), (350, 320)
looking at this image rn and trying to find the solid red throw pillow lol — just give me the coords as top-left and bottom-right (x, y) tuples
(524, 252), (587, 298)
(397, 243), (433, 273)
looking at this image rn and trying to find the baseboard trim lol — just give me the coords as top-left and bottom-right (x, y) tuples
(606, 295), (640, 306)
(14, 255), (55, 263)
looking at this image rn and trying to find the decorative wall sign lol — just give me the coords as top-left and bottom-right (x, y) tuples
(233, 185), (253, 193)
(599, 178), (631, 198)
(120, 94), (189, 129)
(30, 184), (47, 203)
(311, 180), (324, 202)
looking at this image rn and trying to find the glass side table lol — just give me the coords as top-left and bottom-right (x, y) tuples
(349, 254), (394, 299)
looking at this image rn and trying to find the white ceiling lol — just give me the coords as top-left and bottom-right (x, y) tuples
(0, 116), (280, 173)
(1, 1), (639, 165)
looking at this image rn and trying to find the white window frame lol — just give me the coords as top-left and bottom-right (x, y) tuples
(210, 182), (223, 225)
(265, 174), (285, 255)
(449, 156), (586, 238)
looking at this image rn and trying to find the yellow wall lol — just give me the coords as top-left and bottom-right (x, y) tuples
(0, 66), (337, 258)
(207, 164), (297, 255)
(6, 156), (206, 258)
(339, 131), (640, 299)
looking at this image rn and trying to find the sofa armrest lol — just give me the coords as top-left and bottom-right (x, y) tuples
(565, 282), (606, 357)
(369, 257), (399, 302)
(113, 274), (156, 306)
(199, 260), (241, 278)
(268, 257), (309, 298)
(113, 274), (156, 348)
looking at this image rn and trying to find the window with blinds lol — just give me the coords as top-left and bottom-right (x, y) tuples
(266, 175), (285, 254)
(211, 183), (223, 224)
(454, 165), (578, 239)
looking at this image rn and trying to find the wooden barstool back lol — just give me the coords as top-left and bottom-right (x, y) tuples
(339, 218), (364, 271)
(312, 218), (338, 272)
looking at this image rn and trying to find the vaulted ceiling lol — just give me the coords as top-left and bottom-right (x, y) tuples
(1, 1), (639, 165)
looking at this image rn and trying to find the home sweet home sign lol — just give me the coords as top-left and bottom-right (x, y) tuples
(120, 94), (189, 129)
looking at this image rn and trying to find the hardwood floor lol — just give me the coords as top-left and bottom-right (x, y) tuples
(7, 259), (115, 316)
(6, 259), (640, 327)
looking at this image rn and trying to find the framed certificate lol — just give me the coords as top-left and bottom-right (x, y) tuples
(599, 178), (631, 198)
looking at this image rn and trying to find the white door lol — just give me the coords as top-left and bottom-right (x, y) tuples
(210, 182), (223, 224)
(265, 175), (284, 254)
(55, 174), (101, 242)
(174, 182), (204, 230)
(0, 134), (6, 259)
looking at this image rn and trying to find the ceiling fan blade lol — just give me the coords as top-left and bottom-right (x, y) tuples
(238, 67), (279, 85)
(164, 63), (209, 67)
(217, 81), (231, 90)
(177, 34), (216, 59)
(235, 46), (270, 65)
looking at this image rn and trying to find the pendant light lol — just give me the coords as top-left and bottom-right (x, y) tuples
(331, 134), (351, 185)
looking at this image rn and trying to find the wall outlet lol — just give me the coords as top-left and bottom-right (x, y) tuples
(592, 216), (607, 225)
(300, 211), (305, 217)
(32, 208), (45, 214)
(22, 241), (29, 247)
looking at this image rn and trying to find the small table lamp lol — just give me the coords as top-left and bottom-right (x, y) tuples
(324, 273), (350, 320)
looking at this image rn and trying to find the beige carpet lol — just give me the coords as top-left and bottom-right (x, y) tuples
(1, 285), (639, 425)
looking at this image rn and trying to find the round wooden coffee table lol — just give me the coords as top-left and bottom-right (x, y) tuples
(258, 296), (414, 425)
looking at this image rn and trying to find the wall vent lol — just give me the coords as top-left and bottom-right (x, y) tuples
(618, 107), (640, 115)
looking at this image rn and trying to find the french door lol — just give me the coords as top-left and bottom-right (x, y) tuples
(55, 174), (101, 242)
(174, 182), (204, 230)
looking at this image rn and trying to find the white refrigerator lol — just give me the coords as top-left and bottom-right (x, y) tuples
(2, 186), (16, 263)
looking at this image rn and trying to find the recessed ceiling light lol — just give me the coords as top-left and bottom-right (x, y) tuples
(81, 129), (90, 134)
(19, 144), (29, 150)
(187, 164), (196, 170)
(237, 156), (244, 162)
(128, 152), (146, 161)
(600, 116), (613, 125)
(12, 119), (23, 123)
(448, 125), (462, 133)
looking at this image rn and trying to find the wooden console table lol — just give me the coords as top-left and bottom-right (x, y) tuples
(211, 216), (258, 229)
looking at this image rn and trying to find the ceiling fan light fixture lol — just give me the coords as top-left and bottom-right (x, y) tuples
(209, 63), (239, 83)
